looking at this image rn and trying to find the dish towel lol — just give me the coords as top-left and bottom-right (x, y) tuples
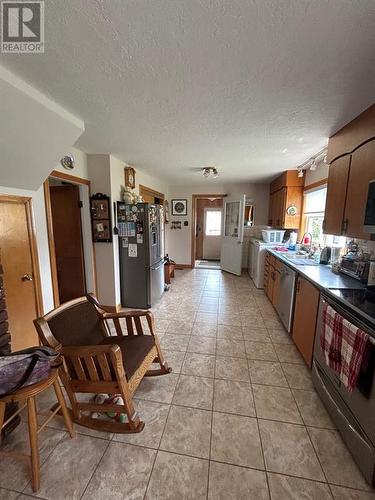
(321, 302), (369, 392)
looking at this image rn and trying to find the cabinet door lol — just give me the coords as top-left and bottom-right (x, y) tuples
(273, 189), (284, 228)
(284, 187), (303, 229)
(268, 193), (275, 226)
(345, 140), (375, 239)
(324, 155), (351, 235)
(292, 276), (320, 367)
(265, 265), (275, 301)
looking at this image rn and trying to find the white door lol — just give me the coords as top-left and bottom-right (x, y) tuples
(220, 195), (246, 275)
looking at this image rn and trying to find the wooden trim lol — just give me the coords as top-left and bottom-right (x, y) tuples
(49, 170), (91, 186)
(25, 199), (44, 316)
(0, 194), (30, 204)
(175, 264), (193, 269)
(303, 178), (328, 192)
(43, 179), (60, 307)
(139, 184), (165, 201)
(191, 194), (226, 268)
(0, 194), (44, 316)
(44, 172), (98, 306)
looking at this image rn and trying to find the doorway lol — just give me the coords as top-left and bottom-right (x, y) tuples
(139, 185), (165, 205)
(191, 195), (225, 269)
(44, 171), (96, 306)
(0, 195), (43, 351)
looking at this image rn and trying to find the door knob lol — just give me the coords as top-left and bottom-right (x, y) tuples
(22, 273), (33, 282)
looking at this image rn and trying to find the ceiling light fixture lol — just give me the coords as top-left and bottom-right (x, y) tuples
(295, 147), (328, 177)
(310, 159), (317, 171)
(203, 167), (219, 179)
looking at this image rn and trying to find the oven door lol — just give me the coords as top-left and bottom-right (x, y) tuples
(313, 294), (375, 446)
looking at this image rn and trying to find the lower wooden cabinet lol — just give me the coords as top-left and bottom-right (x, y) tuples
(292, 276), (320, 367)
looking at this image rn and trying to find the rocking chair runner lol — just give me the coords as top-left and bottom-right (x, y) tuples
(33, 294), (171, 434)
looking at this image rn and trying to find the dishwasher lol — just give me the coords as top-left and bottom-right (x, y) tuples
(274, 262), (297, 332)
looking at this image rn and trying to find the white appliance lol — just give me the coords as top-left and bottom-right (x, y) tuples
(247, 238), (281, 288)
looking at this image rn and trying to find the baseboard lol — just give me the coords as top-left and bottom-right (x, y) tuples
(175, 264), (193, 269)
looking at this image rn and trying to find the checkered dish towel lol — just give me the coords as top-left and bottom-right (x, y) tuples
(320, 302), (369, 392)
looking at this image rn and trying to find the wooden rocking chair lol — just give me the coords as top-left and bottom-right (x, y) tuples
(33, 294), (171, 434)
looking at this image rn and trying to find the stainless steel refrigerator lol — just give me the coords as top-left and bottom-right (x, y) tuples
(117, 202), (165, 309)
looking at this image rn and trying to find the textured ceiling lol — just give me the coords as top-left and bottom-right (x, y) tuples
(1, 0), (375, 184)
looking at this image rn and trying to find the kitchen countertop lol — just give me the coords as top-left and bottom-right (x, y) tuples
(266, 248), (365, 291)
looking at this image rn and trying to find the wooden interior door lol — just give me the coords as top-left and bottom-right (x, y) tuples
(292, 276), (320, 367)
(344, 140), (375, 239)
(50, 185), (86, 303)
(0, 198), (40, 351)
(324, 155), (351, 235)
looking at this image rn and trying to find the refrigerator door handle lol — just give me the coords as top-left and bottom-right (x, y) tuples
(151, 260), (165, 271)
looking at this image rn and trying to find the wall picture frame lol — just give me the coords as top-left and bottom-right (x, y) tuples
(124, 166), (136, 189)
(171, 199), (187, 216)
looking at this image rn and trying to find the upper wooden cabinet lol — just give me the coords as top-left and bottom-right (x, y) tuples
(268, 171), (303, 229)
(323, 155), (351, 235)
(324, 140), (375, 239)
(345, 140), (375, 239)
(324, 104), (375, 239)
(327, 104), (375, 163)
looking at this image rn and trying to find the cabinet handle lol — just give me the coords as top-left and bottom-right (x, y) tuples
(296, 279), (300, 292)
(322, 219), (326, 231)
(342, 218), (349, 234)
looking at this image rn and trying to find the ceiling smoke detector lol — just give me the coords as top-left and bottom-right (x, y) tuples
(203, 167), (219, 178)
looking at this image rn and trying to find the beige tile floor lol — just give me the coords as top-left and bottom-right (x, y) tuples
(1, 269), (374, 499)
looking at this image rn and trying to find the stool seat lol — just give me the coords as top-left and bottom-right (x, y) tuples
(0, 367), (75, 492)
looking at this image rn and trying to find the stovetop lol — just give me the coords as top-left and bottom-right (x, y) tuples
(329, 288), (375, 324)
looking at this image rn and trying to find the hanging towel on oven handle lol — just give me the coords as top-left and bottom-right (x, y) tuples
(0, 346), (60, 397)
(321, 302), (370, 392)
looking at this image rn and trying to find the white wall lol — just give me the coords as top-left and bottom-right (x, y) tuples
(0, 65), (84, 190)
(166, 182), (269, 265)
(304, 159), (329, 186)
(54, 147), (89, 180)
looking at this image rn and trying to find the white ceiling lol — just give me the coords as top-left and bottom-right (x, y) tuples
(1, 0), (375, 184)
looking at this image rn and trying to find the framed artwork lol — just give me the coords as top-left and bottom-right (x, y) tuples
(171, 199), (187, 216)
(124, 166), (136, 189)
(90, 193), (112, 242)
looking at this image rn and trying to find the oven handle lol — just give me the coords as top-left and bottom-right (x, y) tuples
(321, 295), (375, 342)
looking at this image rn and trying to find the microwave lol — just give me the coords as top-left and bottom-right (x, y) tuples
(364, 180), (375, 233)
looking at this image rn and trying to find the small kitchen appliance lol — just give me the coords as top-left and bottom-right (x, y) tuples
(339, 256), (370, 283)
(319, 246), (332, 265)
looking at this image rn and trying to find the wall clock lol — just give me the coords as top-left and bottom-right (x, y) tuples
(60, 153), (75, 170)
(124, 166), (136, 189)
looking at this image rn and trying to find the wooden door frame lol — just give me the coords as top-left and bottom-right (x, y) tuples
(0, 194), (43, 316)
(139, 184), (165, 202)
(191, 194), (226, 268)
(44, 170), (97, 307)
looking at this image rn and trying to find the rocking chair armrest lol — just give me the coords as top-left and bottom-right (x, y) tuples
(101, 309), (151, 320)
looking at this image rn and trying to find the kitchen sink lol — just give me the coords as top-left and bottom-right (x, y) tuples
(284, 255), (319, 266)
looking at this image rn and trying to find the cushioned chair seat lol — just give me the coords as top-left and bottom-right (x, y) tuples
(100, 335), (155, 380)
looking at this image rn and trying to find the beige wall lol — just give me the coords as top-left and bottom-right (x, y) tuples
(166, 182), (269, 265)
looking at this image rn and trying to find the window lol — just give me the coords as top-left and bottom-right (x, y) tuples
(303, 187), (327, 246)
(205, 209), (222, 236)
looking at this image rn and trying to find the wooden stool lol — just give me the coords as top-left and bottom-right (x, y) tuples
(0, 367), (75, 492)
